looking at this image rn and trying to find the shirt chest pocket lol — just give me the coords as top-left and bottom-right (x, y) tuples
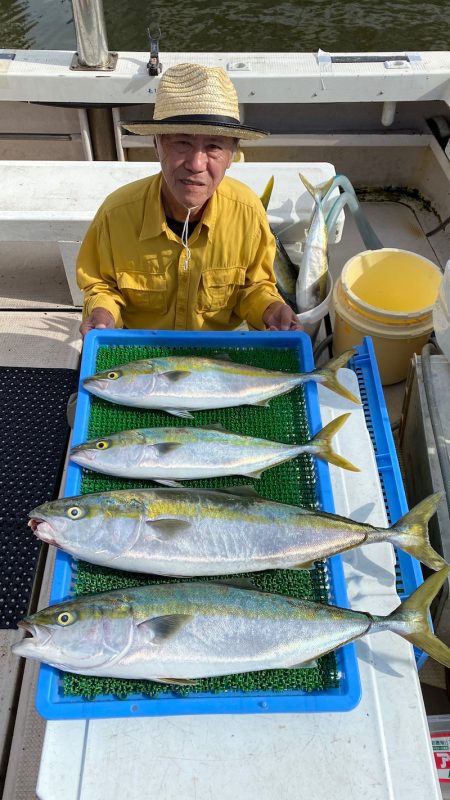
(117, 267), (167, 314)
(197, 266), (246, 312)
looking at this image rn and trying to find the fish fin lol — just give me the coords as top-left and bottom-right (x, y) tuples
(385, 567), (450, 668)
(388, 492), (447, 570)
(305, 414), (360, 472)
(299, 172), (334, 201)
(165, 409), (194, 419)
(161, 370), (191, 382)
(152, 479), (185, 488)
(260, 175), (275, 210)
(252, 399), (271, 407)
(216, 485), (261, 498)
(313, 349), (361, 404)
(291, 560), (316, 570)
(201, 423), (230, 432)
(243, 469), (264, 479)
(139, 614), (193, 643)
(212, 578), (259, 590)
(298, 172), (315, 198)
(145, 518), (192, 539)
(316, 177), (335, 200)
(154, 442), (183, 455)
(290, 658), (318, 669)
(154, 676), (199, 686)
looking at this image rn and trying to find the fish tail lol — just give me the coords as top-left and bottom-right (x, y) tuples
(260, 176), (275, 210)
(388, 492), (447, 571)
(313, 349), (361, 405)
(306, 413), (360, 472)
(384, 567), (450, 668)
(299, 173), (335, 201)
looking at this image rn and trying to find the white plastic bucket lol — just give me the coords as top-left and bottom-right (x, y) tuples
(297, 273), (333, 342)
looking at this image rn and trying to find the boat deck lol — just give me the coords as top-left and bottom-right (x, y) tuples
(0, 192), (449, 798)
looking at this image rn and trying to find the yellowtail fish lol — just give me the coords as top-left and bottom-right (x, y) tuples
(296, 173), (334, 313)
(82, 350), (360, 417)
(12, 569), (450, 682)
(260, 176), (299, 309)
(29, 489), (446, 576)
(69, 414), (358, 484)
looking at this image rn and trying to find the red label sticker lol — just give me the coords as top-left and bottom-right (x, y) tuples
(431, 732), (450, 784)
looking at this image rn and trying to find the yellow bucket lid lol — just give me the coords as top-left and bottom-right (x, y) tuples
(341, 248), (442, 324)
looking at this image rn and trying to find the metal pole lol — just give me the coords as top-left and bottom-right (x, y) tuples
(71, 0), (112, 69)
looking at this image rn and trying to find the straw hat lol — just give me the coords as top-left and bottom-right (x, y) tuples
(121, 63), (268, 140)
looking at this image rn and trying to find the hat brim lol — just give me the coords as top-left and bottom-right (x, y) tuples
(121, 120), (268, 140)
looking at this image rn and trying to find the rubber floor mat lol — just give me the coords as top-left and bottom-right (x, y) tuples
(0, 366), (79, 628)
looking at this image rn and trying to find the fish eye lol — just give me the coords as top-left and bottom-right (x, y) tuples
(95, 440), (109, 450)
(67, 506), (83, 519)
(106, 370), (121, 380)
(56, 611), (76, 626)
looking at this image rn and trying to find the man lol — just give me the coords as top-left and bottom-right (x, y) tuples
(77, 62), (302, 337)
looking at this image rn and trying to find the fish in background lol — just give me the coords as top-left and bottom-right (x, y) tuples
(82, 349), (360, 417)
(260, 176), (300, 310)
(29, 489), (447, 576)
(296, 172), (334, 314)
(11, 568), (450, 682)
(69, 414), (359, 484)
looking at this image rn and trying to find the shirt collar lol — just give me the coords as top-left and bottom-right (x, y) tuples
(139, 172), (217, 243)
(139, 173), (166, 241)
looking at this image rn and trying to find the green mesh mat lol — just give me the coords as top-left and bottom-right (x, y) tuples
(64, 345), (340, 699)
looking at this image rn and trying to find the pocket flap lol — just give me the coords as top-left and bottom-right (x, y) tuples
(202, 267), (246, 288)
(117, 271), (166, 293)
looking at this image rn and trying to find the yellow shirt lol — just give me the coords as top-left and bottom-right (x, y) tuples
(77, 172), (282, 331)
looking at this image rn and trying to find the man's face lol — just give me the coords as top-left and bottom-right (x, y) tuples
(155, 134), (236, 220)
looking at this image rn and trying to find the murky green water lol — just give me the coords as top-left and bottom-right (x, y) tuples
(1, 0), (449, 52)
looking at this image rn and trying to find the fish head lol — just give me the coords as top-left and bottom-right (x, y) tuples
(69, 430), (147, 473)
(12, 594), (134, 672)
(28, 496), (84, 547)
(28, 492), (144, 558)
(28, 491), (146, 561)
(83, 359), (158, 403)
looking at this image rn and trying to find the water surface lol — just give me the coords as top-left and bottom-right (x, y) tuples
(1, 0), (449, 52)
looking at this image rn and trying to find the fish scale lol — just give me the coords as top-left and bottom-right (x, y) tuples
(31, 487), (445, 577)
(13, 572), (450, 684)
(68, 344), (337, 697)
(82, 349), (359, 415)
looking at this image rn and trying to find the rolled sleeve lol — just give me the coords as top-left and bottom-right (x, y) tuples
(76, 213), (125, 326)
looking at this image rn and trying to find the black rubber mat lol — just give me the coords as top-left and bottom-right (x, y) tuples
(0, 367), (79, 628)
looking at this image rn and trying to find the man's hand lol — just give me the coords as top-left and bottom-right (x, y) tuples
(79, 308), (115, 338)
(262, 301), (303, 331)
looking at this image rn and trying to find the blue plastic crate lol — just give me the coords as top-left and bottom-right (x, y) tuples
(348, 337), (426, 667)
(35, 330), (364, 719)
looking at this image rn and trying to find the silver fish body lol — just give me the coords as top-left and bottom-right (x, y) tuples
(259, 175), (299, 309)
(82, 353), (356, 417)
(272, 232), (299, 310)
(12, 569), (450, 681)
(29, 489), (446, 576)
(68, 416), (358, 483)
(296, 173), (332, 313)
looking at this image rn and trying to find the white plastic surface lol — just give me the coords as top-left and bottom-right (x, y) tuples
(0, 160), (341, 241)
(434, 260), (450, 363)
(0, 160), (342, 305)
(296, 274), (334, 341)
(36, 371), (441, 800)
(1, 50), (449, 105)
